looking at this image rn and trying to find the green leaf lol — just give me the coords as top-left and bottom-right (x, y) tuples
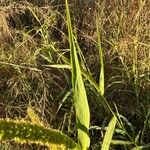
(111, 140), (133, 145)
(131, 144), (150, 150)
(96, 19), (104, 96)
(101, 115), (117, 150)
(65, 0), (90, 149)
(43, 64), (71, 69)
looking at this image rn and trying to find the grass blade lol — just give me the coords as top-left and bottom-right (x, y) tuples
(131, 144), (150, 150)
(111, 140), (133, 145)
(96, 19), (104, 96)
(101, 115), (117, 150)
(65, 0), (90, 149)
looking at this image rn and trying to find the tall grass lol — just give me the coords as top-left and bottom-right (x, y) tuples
(65, 0), (90, 149)
(96, 19), (104, 96)
(0, 0), (149, 149)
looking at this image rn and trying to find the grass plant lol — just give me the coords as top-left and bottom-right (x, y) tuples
(65, 0), (90, 148)
(0, 0), (149, 149)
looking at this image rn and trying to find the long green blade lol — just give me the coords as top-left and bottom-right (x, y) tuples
(96, 19), (104, 96)
(101, 115), (117, 150)
(65, 0), (90, 149)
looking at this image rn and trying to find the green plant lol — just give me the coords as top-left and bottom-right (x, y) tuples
(0, 0), (149, 149)
(0, 119), (80, 150)
(96, 17), (104, 96)
(65, 0), (90, 149)
(101, 115), (117, 150)
(0, 1), (109, 149)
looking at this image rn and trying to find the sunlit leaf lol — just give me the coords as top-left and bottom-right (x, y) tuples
(101, 115), (117, 150)
(65, 0), (90, 149)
